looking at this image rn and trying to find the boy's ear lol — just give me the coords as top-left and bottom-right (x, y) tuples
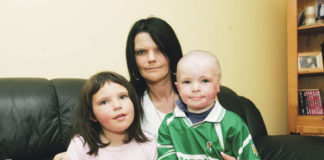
(216, 81), (221, 93)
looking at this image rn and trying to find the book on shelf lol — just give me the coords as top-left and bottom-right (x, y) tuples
(298, 89), (323, 115)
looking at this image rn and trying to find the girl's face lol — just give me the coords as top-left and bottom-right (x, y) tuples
(134, 32), (170, 84)
(92, 82), (134, 135)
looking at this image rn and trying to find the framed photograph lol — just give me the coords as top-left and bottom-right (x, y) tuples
(298, 52), (324, 73)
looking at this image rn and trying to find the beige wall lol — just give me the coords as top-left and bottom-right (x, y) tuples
(0, 0), (287, 135)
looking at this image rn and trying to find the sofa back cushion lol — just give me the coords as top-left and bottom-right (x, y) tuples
(0, 78), (85, 160)
(51, 78), (86, 152)
(218, 86), (268, 140)
(0, 78), (61, 159)
(238, 96), (268, 139)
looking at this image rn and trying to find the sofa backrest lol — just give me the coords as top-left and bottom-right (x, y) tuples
(0, 78), (267, 159)
(0, 78), (85, 160)
(218, 86), (268, 140)
(51, 79), (86, 153)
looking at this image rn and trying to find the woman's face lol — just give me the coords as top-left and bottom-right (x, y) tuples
(134, 32), (170, 84)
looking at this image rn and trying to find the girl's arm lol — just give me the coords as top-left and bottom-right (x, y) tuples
(53, 152), (71, 160)
(65, 136), (88, 160)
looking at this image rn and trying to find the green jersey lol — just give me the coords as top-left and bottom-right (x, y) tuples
(157, 101), (260, 160)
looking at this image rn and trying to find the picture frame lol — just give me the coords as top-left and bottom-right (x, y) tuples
(298, 52), (324, 73)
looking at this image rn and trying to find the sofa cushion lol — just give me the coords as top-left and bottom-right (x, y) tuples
(256, 135), (324, 160)
(0, 78), (60, 159)
(238, 96), (268, 140)
(51, 78), (86, 152)
(218, 86), (247, 122)
(218, 86), (268, 141)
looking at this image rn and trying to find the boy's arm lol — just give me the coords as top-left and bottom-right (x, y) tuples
(233, 122), (261, 160)
(157, 116), (177, 160)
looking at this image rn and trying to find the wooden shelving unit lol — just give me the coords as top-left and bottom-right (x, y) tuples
(287, 0), (324, 136)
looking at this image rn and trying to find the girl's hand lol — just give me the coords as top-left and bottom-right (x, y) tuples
(220, 152), (237, 160)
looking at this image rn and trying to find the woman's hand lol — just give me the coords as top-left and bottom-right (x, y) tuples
(221, 152), (237, 160)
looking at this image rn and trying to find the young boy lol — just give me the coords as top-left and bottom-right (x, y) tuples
(157, 50), (260, 160)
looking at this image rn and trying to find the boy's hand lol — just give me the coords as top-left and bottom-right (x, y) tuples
(221, 152), (237, 160)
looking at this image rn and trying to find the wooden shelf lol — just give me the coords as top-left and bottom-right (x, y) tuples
(298, 70), (324, 75)
(287, 0), (324, 136)
(298, 115), (324, 119)
(296, 115), (324, 135)
(298, 23), (324, 30)
(298, 23), (324, 34)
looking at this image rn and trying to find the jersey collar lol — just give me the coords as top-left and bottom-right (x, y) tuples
(173, 101), (226, 123)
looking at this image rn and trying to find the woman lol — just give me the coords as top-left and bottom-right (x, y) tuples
(125, 17), (182, 136)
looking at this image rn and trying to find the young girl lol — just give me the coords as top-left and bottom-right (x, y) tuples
(66, 71), (157, 160)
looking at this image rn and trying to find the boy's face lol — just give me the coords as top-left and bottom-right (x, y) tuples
(175, 60), (220, 113)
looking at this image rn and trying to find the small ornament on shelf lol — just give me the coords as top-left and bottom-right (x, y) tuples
(322, 41), (324, 62)
(317, 0), (324, 19)
(317, 0), (324, 23)
(305, 6), (317, 25)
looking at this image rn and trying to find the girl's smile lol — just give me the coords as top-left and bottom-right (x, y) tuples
(113, 113), (127, 120)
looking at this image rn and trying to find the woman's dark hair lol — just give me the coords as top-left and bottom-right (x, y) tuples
(73, 71), (148, 156)
(126, 17), (183, 99)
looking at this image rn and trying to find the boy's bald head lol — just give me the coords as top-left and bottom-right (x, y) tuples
(176, 50), (221, 81)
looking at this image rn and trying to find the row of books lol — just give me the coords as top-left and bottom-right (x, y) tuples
(298, 89), (324, 115)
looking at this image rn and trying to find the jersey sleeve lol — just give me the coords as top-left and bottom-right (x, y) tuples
(157, 115), (178, 160)
(232, 121), (261, 160)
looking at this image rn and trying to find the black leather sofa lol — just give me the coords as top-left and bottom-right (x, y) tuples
(0, 78), (324, 160)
